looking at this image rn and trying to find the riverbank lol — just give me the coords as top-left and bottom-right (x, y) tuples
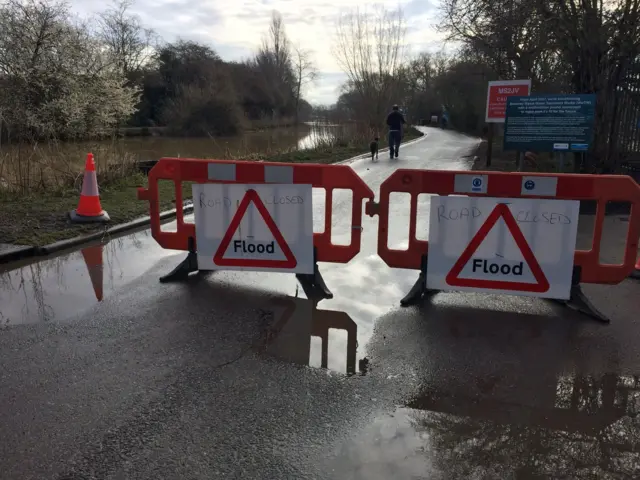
(0, 127), (424, 251)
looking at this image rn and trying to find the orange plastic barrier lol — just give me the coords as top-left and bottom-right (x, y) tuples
(366, 169), (640, 320)
(138, 158), (374, 295)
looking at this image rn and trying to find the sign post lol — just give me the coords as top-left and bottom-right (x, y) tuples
(484, 80), (532, 167)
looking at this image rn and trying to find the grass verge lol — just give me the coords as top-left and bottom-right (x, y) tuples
(0, 173), (180, 246)
(0, 127), (424, 247)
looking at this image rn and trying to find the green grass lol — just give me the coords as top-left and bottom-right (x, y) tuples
(0, 173), (180, 246)
(0, 127), (424, 247)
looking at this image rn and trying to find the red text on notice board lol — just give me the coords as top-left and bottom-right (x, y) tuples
(485, 81), (531, 122)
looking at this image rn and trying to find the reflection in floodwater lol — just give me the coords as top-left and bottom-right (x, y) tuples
(400, 304), (640, 478)
(0, 255), (56, 325)
(406, 374), (640, 478)
(258, 296), (359, 375)
(0, 230), (156, 325)
(327, 292), (640, 480)
(81, 243), (104, 302)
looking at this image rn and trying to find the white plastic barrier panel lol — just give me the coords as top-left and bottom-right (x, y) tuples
(193, 183), (314, 274)
(427, 196), (580, 299)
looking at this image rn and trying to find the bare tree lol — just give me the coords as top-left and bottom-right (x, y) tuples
(538, 0), (640, 172)
(438, 0), (546, 81)
(263, 11), (291, 78)
(291, 46), (318, 123)
(97, 0), (157, 80)
(332, 6), (407, 128)
(255, 11), (295, 118)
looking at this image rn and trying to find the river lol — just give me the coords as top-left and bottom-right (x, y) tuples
(102, 123), (344, 162)
(0, 123), (349, 189)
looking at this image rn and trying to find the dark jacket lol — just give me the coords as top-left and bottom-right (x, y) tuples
(386, 110), (406, 131)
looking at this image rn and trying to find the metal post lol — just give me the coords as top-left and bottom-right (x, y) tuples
(517, 152), (524, 172)
(486, 123), (494, 167)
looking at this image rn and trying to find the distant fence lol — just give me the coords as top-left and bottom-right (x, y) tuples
(616, 64), (640, 180)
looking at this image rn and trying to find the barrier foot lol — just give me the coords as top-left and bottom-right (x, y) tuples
(159, 237), (199, 283)
(551, 268), (608, 323)
(558, 284), (610, 324)
(400, 255), (434, 307)
(296, 249), (333, 302)
(631, 269), (640, 280)
(400, 272), (426, 306)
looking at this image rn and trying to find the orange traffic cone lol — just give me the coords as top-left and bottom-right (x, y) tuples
(69, 153), (110, 223)
(81, 244), (104, 301)
(632, 255), (640, 280)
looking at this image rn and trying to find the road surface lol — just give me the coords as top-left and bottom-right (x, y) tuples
(1, 127), (639, 479)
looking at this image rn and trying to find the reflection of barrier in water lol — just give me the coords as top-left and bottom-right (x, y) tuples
(263, 297), (358, 375)
(407, 374), (640, 478)
(81, 243), (104, 301)
(383, 302), (636, 476)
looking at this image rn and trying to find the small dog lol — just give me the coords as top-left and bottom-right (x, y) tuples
(369, 136), (379, 161)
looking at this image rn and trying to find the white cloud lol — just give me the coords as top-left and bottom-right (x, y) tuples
(69, 0), (444, 105)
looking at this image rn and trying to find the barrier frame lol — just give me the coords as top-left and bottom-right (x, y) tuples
(366, 169), (640, 322)
(138, 157), (374, 300)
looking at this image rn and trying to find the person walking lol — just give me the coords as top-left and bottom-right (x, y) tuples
(386, 104), (406, 159)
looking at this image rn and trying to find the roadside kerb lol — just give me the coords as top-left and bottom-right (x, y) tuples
(0, 131), (431, 265)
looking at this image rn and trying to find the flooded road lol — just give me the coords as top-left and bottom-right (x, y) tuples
(1, 127), (639, 479)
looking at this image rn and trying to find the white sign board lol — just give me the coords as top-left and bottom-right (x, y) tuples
(193, 183), (314, 274)
(427, 196), (579, 299)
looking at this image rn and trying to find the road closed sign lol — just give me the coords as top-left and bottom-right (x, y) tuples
(486, 79), (531, 123)
(427, 196), (579, 299)
(192, 183), (314, 274)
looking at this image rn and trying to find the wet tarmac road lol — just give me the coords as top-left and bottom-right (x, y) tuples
(1, 127), (640, 479)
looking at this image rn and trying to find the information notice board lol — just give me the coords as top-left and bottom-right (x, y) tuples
(503, 94), (596, 152)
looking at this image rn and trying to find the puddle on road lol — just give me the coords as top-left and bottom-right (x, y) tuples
(0, 231), (364, 375)
(255, 296), (361, 376)
(0, 226), (178, 326)
(329, 373), (640, 479)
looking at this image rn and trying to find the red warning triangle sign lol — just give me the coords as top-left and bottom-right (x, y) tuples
(445, 203), (550, 293)
(214, 189), (297, 269)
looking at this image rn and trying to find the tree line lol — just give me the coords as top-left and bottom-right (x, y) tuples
(319, 2), (640, 172)
(3, 0), (639, 172)
(0, 0), (317, 141)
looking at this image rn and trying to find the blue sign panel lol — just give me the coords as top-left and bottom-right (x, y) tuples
(503, 94), (596, 152)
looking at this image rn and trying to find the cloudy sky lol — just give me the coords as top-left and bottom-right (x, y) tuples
(70, 0), (445, 105)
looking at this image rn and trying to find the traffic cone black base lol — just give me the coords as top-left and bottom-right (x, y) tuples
(69, 210), (110, 223)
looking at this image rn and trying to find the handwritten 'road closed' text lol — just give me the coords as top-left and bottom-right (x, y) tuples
(438, 205), (572, 226)
(427, 196), (579, 299)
